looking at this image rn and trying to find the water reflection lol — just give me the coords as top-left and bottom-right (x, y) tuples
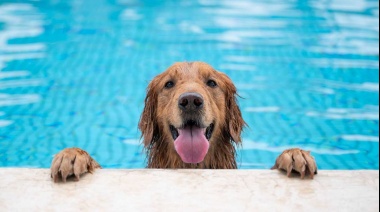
(0, 3), (45, 127)
(307, 106), (379, 120)
(243, 139), (360, 155)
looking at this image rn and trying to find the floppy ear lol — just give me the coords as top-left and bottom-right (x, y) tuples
(138, 77), (160, 147)
(219, 72), (245, 143)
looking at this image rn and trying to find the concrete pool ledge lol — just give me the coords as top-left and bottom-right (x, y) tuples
(0, 169), (378, 211)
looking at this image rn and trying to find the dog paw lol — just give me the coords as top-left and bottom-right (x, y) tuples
(271, 148), (317, 179)
(50, 148), (101, 183)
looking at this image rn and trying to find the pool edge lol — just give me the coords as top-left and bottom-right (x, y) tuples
(0, 168), (378, 211)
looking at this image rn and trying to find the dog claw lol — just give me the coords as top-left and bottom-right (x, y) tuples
(50, 148), (101, 183)
(272, 148), (317, 179)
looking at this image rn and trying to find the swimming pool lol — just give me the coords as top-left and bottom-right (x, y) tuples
(0, 0), (378, 170)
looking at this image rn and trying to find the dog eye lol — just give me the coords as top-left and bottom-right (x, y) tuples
(165, 81), (175, 89)
(207, 80), (217, 88)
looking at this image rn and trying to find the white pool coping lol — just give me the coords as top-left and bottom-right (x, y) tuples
(0, 168), (378, 211)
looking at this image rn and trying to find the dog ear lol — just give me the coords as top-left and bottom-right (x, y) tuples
(219, 72), (245, 143)
(139, 77), (160, 147)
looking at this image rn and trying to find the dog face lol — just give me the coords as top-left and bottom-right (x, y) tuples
(139, 62), (244, 165)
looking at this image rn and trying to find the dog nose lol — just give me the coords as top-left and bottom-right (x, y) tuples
(178, 92), (204, 111)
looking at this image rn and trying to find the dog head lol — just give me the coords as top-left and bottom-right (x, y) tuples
(139, 62), (245, 165)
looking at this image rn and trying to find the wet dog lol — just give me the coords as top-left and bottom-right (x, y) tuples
(51, 62), (317, 182)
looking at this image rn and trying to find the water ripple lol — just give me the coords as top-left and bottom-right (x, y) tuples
(0, 71), (30, 79)
(0, 3), (45, 128)
(341, 135), (379, 142)
(307, 106), (379, 120)
(0, 94), (40, 106)
(245, 107), (281, 113)
(243, 140), (360, 155)
(0, 0), (378, 170)
(314, 79), (379, 92)
(0, 120), (13, 128)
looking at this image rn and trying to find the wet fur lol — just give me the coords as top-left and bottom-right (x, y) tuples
(51, 62), (318, 182)
(139, 62), (246, 169)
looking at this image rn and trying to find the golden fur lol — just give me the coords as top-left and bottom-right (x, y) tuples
(50, 62), (318, 182)
(139, 62), (246, 168)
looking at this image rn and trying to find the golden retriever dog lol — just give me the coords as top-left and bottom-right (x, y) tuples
(51, 62), (317, 182)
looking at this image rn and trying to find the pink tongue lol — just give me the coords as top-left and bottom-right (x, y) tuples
(174, 126), (209, 164)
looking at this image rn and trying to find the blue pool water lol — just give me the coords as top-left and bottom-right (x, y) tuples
(0, 0), (378, 170)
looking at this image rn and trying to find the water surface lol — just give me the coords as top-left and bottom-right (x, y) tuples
(0, 0), (378, 169)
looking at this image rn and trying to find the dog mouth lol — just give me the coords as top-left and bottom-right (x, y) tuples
(170, 121), (214, 164)
(170, 121), (214, 141)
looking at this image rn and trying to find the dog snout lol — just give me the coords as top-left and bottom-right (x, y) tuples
(178, 92), (204, 112)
